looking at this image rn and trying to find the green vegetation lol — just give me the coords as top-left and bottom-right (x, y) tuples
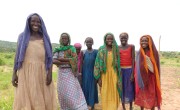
(0, 51), (58, 110)
(160, 51), (180, 67)
(0, 40), (179, 109)
(0, 40), (59, 53)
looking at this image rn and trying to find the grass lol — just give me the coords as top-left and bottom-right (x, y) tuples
(0, 66), (58, 110)
(0, 52), (180, 110)
(0, 66), (14, 110)
(0, 53), (15, 66)
(160, 57), (180, 67)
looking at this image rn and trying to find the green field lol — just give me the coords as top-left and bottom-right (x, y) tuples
(0, 53), (58, 110)
(0, 52), (180, 110)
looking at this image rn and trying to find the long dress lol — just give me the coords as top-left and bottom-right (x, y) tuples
(135, 51), (158, 109)
(13, 39), (57, 110)
(54, 51), (88, 110)
(82, 50), (98, 107)
(101, 51), (120, 110)
(120, 46), (135, 103)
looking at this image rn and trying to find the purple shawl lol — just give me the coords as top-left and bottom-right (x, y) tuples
(14, 13), (52, 72)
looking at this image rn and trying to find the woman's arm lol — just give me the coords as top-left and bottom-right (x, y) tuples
(130, 45), (135, 81)
(46, 65), (52, 85)
(56, 58), (70, 62)
(80, 51), (84, 73)
(12, 36), (21, 87)
(53, 59), (70, 65)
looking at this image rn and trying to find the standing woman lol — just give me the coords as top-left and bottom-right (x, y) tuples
(12, 13), (57, 110)
(82, 37), (98, 110)
(94, 33), (122, 110)
(119, 32), (135, 110)
(53, 33), (88, 110)
(74, 43), (83, 86)
(134, 35), (162, 110)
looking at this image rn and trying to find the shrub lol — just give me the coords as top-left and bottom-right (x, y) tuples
(0, 58), (5, 66)
(4, 54), (13, 59)
(160, 61), (165, 65)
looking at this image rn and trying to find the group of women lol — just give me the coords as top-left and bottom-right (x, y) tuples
(12, 13), (162, 110)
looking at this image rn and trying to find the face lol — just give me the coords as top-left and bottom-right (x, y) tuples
(75, 47), (81, 54)
(120, 34), (128, 46)
(30, 15), (41, 32)
(141, 36), (149, 49)
(85, 38), (93, 49)
(105, 34), (114, 46)
(61, 34), (69, 46)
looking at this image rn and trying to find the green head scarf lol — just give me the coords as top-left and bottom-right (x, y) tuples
(53, 33), (77, 73)
(94, 32), (122, 98)
(53, 33), (74, 53)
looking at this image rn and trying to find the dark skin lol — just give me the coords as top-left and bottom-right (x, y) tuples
(119, 33), (135, 110)
(98, 34), (113, 88)
(12, 14), (52, 87)
(140, 37), (154, 110)
(75, 46), (83, 74)
(140, 36), (156, 110)
(141, 36), (149, 52)
(75, 47), (81, 55)
(85, 37), (93, 51)
(119, 33), (135, 81)
(85, 37), (94, 110)
(53, 34), (71, 67)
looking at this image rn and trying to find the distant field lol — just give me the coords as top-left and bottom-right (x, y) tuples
(0, 52), (180, 110)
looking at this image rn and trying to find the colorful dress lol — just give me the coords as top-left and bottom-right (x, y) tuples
(134, 35), (162, 109)
(13, 39), (57, 110)
(82, 49), (98, 107)
(94, 33), (122, 110)
(77, 51), (83, 86)
(120, 46), (135, 103)
(100, 51), (120, 110)
(53, 46), (88, 110)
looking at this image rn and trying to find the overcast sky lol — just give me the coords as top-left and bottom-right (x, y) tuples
(0, 0), (179, 51)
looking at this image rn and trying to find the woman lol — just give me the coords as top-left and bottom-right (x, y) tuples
(74, 43), (83, 86)
(119, 32), (135, 110)
(12, 13), (57, 110)
(94, 33), (122, 110)
(134, 35), (162, 110)
(82, 37), (98, 110)
(53, 33), (88, 110)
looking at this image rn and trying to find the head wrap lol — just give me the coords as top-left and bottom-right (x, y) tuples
(74, 43), (82, 48)
(14, 13), (52, 71)
(94, 32), (122, 98)
(135, 35), (161, 106)
(53, 33), (77, 73)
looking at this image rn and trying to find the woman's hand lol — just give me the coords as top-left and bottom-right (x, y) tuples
(98, 78), (102, 87)
(130, 72), (134, 82)
(12, 73), (18, 87)
(46, 71), (52, 85)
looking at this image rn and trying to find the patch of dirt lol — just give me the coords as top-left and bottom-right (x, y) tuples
(94, 66), (180, 110)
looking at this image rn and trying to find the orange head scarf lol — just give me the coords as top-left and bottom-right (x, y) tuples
(139, 35), (162, 106)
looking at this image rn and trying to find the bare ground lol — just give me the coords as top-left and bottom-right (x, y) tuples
(93, 66), (180, 110)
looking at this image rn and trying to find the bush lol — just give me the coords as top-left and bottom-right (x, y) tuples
(177, 59), (179, 63)
(160, 61), (165, 65)
(0, 58), (5, 66)
(4, 54), (13, 59)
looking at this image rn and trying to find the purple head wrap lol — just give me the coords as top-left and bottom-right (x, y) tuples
(14, 13), (52, 72)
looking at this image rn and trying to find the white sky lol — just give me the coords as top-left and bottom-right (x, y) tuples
(0, 0), (180, 51)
